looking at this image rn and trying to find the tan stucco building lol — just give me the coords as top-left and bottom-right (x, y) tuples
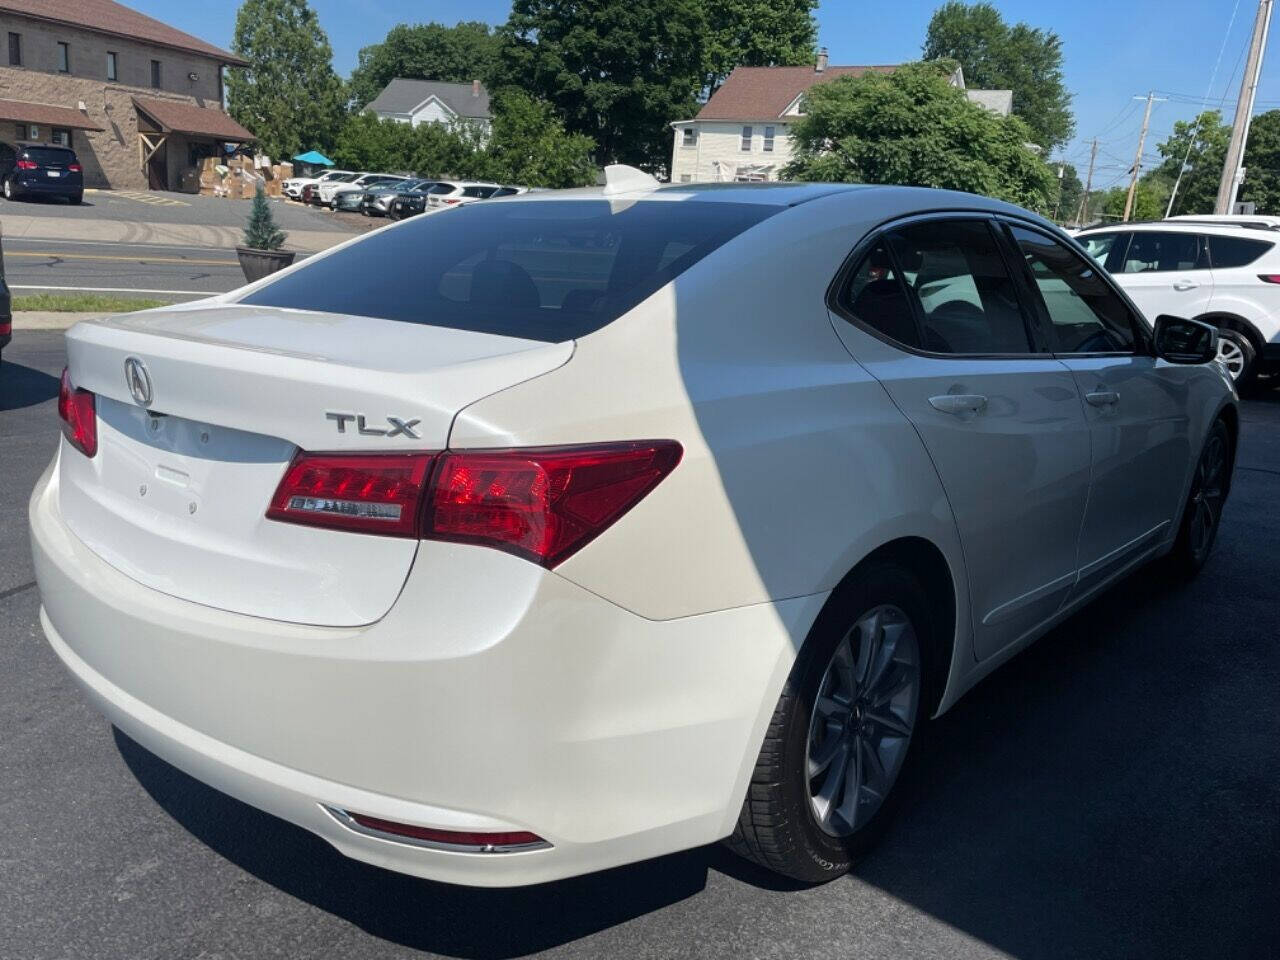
(0, 0), (253, 191)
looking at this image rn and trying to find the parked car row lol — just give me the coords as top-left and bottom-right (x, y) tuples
(1076, 216), (1280, 387)
(282, 168), (527, 219)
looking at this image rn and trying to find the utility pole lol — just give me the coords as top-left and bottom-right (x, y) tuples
(1216, 0), (1275, 213)
(1077, 137), (1098, 225)
(1123, 93), (1164, 222)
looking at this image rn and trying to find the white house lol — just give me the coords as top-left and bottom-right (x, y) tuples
(670, 53), (1013, 184)
(365, 78), (493, 136)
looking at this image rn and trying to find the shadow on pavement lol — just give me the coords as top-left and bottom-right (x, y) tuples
(114, 725), (714, 959)
(0, 360), (60, 411)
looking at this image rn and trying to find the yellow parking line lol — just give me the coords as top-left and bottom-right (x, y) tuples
(112, 191), (191, 207)
(6, 251), (235, 266)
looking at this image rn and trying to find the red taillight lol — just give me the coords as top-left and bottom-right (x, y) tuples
(425, 441), (682, 567)
(1258, 274), (1280, 284)
(15, 159), (36, 170)
(0, 318), (11, 337)
(265, 441), (682, 565)
(57, 367), (97, 457)
(442, 197), (461, 204)
(68, 163), (82, 173)
(266, 452), (435, 537)
(343, 811), (545, 849)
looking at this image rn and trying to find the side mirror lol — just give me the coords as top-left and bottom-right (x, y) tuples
(1153, 315), (1218, 365)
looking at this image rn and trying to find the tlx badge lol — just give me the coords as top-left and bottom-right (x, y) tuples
(326, 412), (421, 439)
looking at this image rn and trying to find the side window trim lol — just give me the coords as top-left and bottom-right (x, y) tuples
(830, 212), (1055, 360)
(999, 218), (1150, 357)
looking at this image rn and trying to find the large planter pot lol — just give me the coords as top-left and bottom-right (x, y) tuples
(236, 246), (296, 283)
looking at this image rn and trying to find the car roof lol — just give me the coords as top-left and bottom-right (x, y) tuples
(1077, 221), (1276, 237)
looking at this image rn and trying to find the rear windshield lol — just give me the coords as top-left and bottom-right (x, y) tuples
(25, 147), (75, 165)
(427, 183), (458, 194)
(239, 199), (779, 341)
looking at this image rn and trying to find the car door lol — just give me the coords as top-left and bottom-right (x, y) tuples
(1004, 223), (1193, 598)
(1111, 230), (1214, 322)
(831, 217), (1092, 661)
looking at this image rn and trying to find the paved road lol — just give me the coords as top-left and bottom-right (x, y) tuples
(4, 236), (253, 299)
(2, 331), (1278, 960)
(1, 189), (353, 232)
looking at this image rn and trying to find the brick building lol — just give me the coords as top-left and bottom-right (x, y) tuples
(0, 0), (253, 191)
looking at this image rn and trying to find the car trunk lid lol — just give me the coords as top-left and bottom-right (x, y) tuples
(59, 304), (572, 626)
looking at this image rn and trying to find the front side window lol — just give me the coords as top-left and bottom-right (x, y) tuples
(8, 32), (20, 66)
(1207, 233), (1274, 268)
(682, 127), (696, 147)
(741, 126), (752, 151)
(881, 219), (1031, 354)
(1120, 231), (1204, 273)
(239, 199), (780, 341)
(57, 41), (69, 73)
(1008, 224), (1137, 354)
(106, 51), (117, 81)
(150, 59), (161, 88)
(763, 126), (775, 152)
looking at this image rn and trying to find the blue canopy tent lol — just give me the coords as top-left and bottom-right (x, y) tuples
(293, 150), (333, 166)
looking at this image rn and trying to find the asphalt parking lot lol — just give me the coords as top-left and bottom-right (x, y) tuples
(2, 330), (1278, 960)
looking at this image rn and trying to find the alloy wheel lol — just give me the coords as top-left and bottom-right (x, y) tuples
(1188, 429), (1228, 561)
(1216, 336), (1247, 380)
(806, 604), (921, 837)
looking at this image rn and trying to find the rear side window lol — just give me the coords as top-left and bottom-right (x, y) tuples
(239, 200), (779, 341)
(843, 241), (920, 348)
(1208, 233), (1274, 268)
(1119, 232), (1206, 272)
(1079, 232), (1125, 268)
(462, 185), (499, 198)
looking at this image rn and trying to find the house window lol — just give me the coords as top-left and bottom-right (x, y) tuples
(107, 51), (117, 81)
(51, 128), (72, 147)
(740, 126), (752, 151)
(681, 127), (696, 147)
(13, 122), (27, 140)
(57, 42), (69, 73)
(763, 126), (775, 152)
(8, 32), (20, 66)
(151, 59), (162, 89)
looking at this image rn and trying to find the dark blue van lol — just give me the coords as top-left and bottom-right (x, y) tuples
(0, 142), (84, 204)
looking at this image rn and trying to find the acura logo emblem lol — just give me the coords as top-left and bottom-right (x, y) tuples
(124, 357), (153, 407)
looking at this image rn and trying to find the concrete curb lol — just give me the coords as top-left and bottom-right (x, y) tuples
(12, 312), (113, 330)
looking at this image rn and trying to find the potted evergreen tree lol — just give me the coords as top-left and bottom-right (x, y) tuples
(236, 183), (295, 282)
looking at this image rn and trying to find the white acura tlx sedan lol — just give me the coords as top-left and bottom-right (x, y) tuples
(32, 171), (1236, 887)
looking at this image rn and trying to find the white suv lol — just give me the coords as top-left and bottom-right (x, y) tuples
(282, 169), (351, 200)
(1077, 221), (1280, 385)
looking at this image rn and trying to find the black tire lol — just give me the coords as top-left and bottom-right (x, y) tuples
(1216, 328), (1257, 391)
(69, 192), (83, 205)
(1167, 417), (1233, 577)
(726, 561), (935, 883)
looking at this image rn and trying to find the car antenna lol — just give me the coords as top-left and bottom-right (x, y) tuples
(602, 164), (660, 196)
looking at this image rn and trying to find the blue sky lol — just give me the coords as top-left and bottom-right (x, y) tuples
(136, 0), (1280, 185)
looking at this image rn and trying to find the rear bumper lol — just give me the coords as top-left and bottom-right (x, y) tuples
(30, 458), (819, 886)
(14, 177), (82, 195)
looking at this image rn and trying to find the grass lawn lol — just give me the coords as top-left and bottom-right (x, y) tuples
(11, 293), (170, 313)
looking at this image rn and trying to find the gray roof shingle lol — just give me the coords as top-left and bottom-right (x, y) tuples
(365, 79), (492, 121)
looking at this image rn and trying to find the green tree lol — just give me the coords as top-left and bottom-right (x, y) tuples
(702, 0), (817, 95)
(1241, 109), (1280, 214)
(1051, 161), (1084, 223)
(243, 183), (287, 250)
(496, 0), (706, 170)
(781, 63), (1057, 213)
(227, 0), (346, 160)
(331, 112), (418, 172)
(1153, 109), (1230, 216)
(348, 22), (501, 108)
(481, 89), (597, 187)
(923, 1), (1073, 153)
(1100, 179), (1170, 223)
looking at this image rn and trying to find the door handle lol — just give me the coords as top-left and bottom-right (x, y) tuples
(1085, 390), (1120, 407)
(928, 394), (988, 416)
(1173, 279), (1198, 291)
